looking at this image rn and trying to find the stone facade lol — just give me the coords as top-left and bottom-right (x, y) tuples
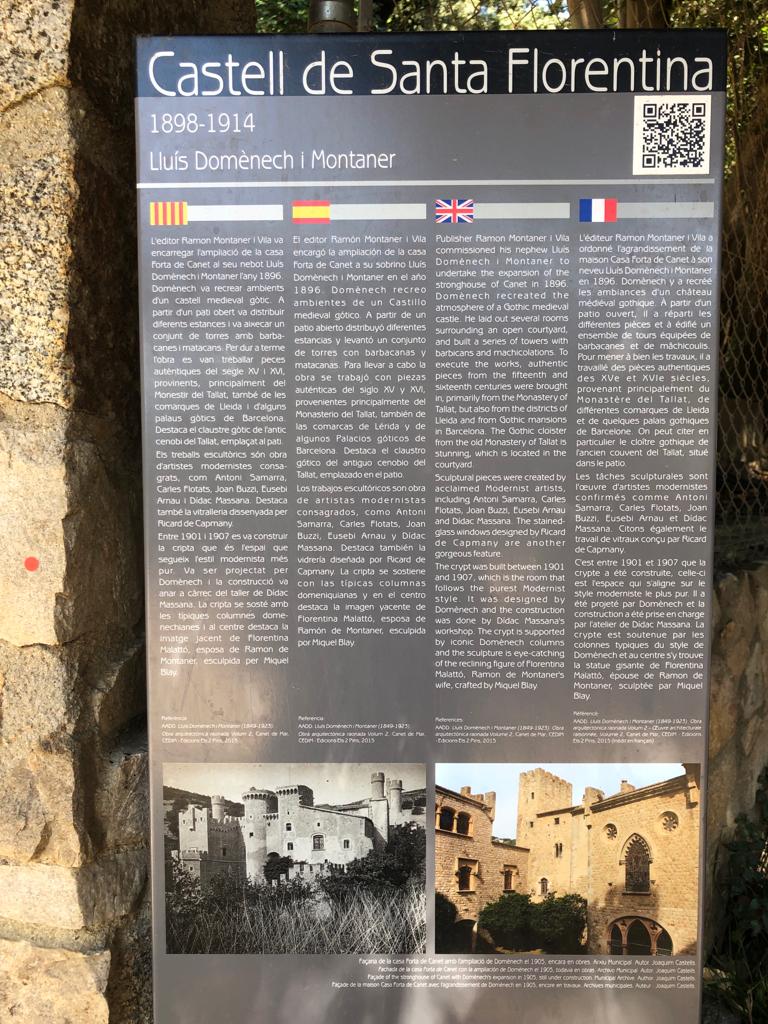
(437, 766), (700, 956)
(435, 785), (529, 925)
(174, 774), (425, 884)
(517, 766), (701, 955)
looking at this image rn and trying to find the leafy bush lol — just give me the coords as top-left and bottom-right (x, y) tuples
(478, 892), (532, 950)
(479, 891), (587, 953)
(320, 824), (426, 900)
(529, 893), (587, 954)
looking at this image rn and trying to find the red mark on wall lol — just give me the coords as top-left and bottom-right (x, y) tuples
(24, 556), (40, 572)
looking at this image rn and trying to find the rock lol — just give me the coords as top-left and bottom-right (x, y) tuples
(707, 654), (739, 759)
(0, 641), (76, 749)
(0, 1), (74, 111)
(0, 938), (109, 1023)
(0, 850), (148, 931)
(105, 881), (153, 1024)
(0, 749), (85, 867)
(0, 397), (68, 646)
(742, 642), (765, 719)
(95, 746), (149, 854)
(0, 89), (76, 408)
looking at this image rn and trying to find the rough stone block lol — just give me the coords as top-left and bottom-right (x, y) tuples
(0, 88), (76, 408)
(0, 749), (85, 867)
(95, 747), (149, 855)
(105, 879), (152, 1024)
(716, 572), (755, 639)
(0, 641), (75, 748)
(0, 938), (109, 1024)
(0, 1), (74, 110)
(742, 641), (765, 719)
(0, 850), (148, 931)
(707, 654), (739, 759)
(0, 398), (68, 646)
(62, 426), (144, 643)
(717, 618), (751, 683)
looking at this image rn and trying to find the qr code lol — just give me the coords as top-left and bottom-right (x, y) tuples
(633, 95), (711, 175)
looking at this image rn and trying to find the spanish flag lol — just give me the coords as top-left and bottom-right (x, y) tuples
(292, 200), (331, 224)
(150, 201), (188, 226)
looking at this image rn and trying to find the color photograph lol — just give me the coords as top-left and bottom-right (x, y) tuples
(435, 762), (701, 956)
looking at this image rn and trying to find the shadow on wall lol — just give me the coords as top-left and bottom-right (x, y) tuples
(57, 4), (262, 1021)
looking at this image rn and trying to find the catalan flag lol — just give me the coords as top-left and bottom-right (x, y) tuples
(150, 201), (188, 226)
(579, 198), (617, 223)
(292, 200), (331, 224)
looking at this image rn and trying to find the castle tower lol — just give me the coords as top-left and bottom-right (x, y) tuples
(275, 785), (314, 812)
(516, 769), (573, 847)
(582, 786), (605, 807)
(211, 794), (226, 823)
(483, 792), (497, 822)
(368, 771), (389, 849)
(241, 788), (273, 882)
(387, 778), (403, 820)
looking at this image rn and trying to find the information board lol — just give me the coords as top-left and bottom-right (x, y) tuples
(136, 29), (726, 1024)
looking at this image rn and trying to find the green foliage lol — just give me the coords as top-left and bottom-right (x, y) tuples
(320, 824), (426, 899)
(530, 893), (587, 953)
(254, 0), (308, 33)
(478, 890), (587, 952)
(708, 766), (768, 1024)
(479, 891), (532, 949)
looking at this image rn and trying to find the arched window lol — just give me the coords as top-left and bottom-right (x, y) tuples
(439, 807), (456, 832)
(456, 812), (472, 835)
(623, 835), (651, 893)
(626, 920), (652, 955)
(554, 842), (563, 858)
(607, 918), (673, 956)
(312, 834), (324, 851)
(456, 858), (477, 892)
(540, 877), (548, 895)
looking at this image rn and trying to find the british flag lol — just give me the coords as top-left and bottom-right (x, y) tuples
(435, 198), (475, 224)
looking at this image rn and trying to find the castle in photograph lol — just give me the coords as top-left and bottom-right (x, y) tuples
(435, 764), (700, 956)
(167, 771), (426, 885)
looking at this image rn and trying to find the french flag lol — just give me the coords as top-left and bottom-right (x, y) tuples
(579, 198), (618, 223)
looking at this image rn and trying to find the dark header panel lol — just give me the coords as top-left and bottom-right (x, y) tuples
(137, 31), (726, 98)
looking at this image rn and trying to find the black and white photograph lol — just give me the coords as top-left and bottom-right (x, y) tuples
(163, 762), (427, 954)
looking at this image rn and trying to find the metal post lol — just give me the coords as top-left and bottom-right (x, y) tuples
(357, 0), (373, 32)
(307, 0), (356, 32)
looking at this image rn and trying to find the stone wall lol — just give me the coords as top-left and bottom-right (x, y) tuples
(435, 787), (530, 924)
(0, 2), (255, 1021)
